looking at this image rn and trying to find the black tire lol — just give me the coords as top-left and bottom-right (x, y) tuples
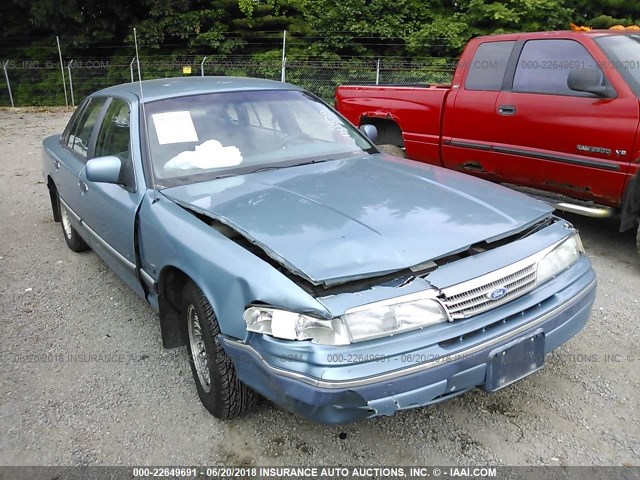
(58, 197), (89, 252)
(636, 223), (640, 259)
(377, 144), (406, 158)
(183, 281), (257, 418)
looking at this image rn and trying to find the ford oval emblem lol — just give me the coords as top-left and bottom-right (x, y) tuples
(487, 287), (508, 300)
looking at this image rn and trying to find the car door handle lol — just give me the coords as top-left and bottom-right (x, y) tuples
(53, 160), (60, 170)
(498, 105), (517, 116)
(78, 180), (88, 193)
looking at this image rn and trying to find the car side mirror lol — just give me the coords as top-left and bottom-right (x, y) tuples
(359, 124), (378, 143)
(86, 156), (123, 184)
(567, 69), (616, 98)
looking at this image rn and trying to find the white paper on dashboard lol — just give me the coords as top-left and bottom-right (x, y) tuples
(151, 111), (199, 145)
(164, 140), (243, 170)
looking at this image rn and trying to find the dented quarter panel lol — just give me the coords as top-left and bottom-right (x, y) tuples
(163, 154), (553, 286)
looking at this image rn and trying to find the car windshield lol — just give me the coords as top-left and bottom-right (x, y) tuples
(595, 34), (640, 97)
(143, 89), (375, 187)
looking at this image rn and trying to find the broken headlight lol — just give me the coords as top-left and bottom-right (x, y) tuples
(244, 307), (351, 345)
(244, 291), (449, 345)
(536, 233), (584, 285)
(342, 291), (448, 342)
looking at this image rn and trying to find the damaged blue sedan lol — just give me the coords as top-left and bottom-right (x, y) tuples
(42, 77), (596, 424)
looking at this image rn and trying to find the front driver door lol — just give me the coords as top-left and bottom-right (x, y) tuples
(493, 38), (636, 206)
(75, 97), (146, 296)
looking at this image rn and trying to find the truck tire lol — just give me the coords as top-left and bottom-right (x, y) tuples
(637, 223), (640, 259)
(184, 281), (257, 419)
(377, 144), (406, 158)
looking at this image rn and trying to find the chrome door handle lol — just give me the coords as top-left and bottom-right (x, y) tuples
(54, 160), (60, 170)
(498, 105), (517, 115)
(78, 181), (88, 193)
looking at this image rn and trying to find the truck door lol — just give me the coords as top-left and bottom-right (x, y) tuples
(441, 40), (515, 179)
(492, 38), (637, 206)
(74, 97), (146, 297)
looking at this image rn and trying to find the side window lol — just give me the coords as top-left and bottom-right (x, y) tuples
(94, 98), (135, 188)
(67, 97), (107, 159)
(513, 39), (600, 95)
(465, 41), (515, 91)
(61, 100), (89, 145)
(94, 99), (131, 160)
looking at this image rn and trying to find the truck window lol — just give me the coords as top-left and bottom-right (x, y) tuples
(595, 34), (640, 97)
(513, 39), (601, 95)
(464, 41), (515, 91)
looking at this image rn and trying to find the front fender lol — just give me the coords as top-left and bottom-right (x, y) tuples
(137, 191), (330, 339)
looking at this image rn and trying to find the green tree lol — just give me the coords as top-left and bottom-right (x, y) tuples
(572, 0), (640, 27)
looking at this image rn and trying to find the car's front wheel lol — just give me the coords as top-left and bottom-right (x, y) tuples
(183, 281), (257, 418)
(59, 197), (89, 252)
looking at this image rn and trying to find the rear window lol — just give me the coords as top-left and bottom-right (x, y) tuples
(465, 41), (515, 91)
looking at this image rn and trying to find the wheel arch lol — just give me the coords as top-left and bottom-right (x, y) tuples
(620, 170), (640, 232)
(156, 264), (241, 349)
(360, 116), (404, 147)
(157, 265), (192, 348)
(47, 176), (61, 222)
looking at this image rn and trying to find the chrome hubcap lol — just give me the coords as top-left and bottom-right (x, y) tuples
(60, 205), (73, 240)
(187, 305), (211, 393)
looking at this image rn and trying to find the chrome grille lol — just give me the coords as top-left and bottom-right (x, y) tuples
(440, 263), (537, 319)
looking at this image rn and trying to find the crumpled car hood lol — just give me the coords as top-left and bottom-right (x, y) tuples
(163, 155), (553, 286)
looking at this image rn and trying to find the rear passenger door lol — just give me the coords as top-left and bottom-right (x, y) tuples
(441, 40), (515, 178)
(54, 96), (108, 217)
(493, 38), (637, 205)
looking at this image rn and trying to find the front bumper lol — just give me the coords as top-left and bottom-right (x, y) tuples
(221, 257), (596, 424)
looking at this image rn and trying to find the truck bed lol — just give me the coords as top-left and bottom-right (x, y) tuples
(336, 84), (450, 164)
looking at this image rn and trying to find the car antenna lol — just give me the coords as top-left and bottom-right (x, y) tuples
(134, 27), (158, 203)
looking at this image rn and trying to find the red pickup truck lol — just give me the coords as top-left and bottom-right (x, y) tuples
(336, 30), (640, 256)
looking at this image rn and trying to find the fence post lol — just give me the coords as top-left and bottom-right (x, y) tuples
(200, 56), (207, 76)
(376, 59), (380, 85)
(3, 60), (14, 107)
(130, 57), (136, 83)
(67, 60), (75, 107)
(281, 30), (287, 82)
(56, 36), (69, 107)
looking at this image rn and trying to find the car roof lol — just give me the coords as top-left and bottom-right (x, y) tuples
(93, 76), (303, 103)
(472, 29), (639, 42)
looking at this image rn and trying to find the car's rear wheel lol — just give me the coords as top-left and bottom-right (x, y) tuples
(636, 222), (640, 259)
(183, 281), (257, 418)
(59, 197), (89, 252)
(377, 144), (406, 158)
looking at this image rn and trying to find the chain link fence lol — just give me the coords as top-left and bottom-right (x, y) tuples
(1, 53), (456, 107)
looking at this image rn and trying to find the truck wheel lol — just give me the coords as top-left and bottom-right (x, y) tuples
(377, 144), (406, 158)
(59, 197), (89, 252)
(183, 281), (257, 419)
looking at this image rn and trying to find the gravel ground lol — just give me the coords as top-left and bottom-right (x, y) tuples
(0, 108), (638, 467)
